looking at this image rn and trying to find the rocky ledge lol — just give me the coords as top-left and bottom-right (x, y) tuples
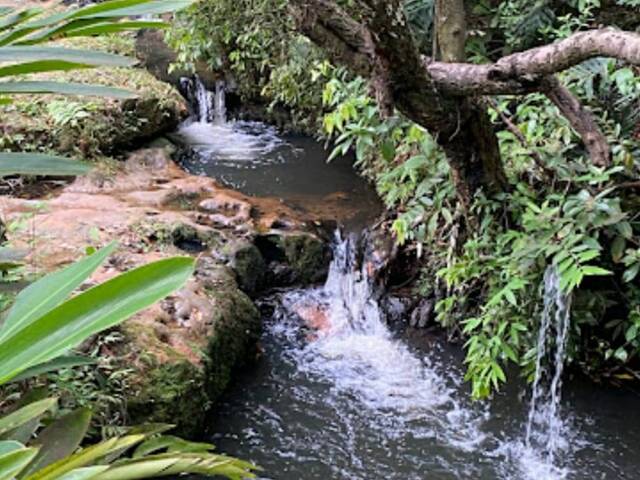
(2, 146), (331, 436)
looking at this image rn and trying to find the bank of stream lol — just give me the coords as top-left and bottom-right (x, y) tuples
(170, 78), (640, 480)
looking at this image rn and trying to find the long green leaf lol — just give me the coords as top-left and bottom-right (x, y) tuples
(0, 441), (25, 456)
(0, 60), (92, 77)
(19, 20), (167, 45)
(79, 1), (196, 18)
(63, 21), (169, 38)
(0, 399), (57, 438)
(54, 466), (110, 480)
(1, 243), (117, 342)
(19, 408), (93, 478)
(0, 8), (42, 33)
(0, 446), (39, 479)
(0, 257), (195, 384)
(0, 46), (135, 67)
(0, 153), (92, 177)
(28, 435), (145, 480)
(0, 81), (135, 98)
(9, 356), (97, 384)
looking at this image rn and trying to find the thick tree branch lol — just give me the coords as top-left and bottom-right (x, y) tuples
(542, 76), (611, 166)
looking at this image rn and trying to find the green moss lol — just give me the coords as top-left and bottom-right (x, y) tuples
(204, 282), (261, 401)
(127, 360), (209, 438)
(277, 234), (329, 284)
(0, 34), (186, 162)
(223, 240), (266, 295)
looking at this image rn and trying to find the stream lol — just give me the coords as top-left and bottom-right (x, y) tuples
(176, 78), (640, 480)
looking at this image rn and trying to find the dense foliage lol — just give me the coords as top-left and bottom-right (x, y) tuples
(171, 0), (640, 398)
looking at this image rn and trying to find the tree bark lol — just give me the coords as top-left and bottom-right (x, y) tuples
(434, 0), (467, 62)
(543, 77), (611, 166)
(290, 0), (640, 202)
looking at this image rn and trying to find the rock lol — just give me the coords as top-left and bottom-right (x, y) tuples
(255, 232), (331, 286)
(223, 240), (267, 296)
(409, 299), (434, 329)
(118, 261), (260, 438)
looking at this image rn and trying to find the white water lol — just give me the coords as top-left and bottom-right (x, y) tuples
(178, 76), (285, 165)
(499, 266), (576, 480)
(277, 232), (487, 452)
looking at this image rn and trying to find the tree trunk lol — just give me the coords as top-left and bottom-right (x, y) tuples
(434, 0), (506, 204)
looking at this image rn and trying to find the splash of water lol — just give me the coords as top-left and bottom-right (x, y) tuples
(278, 231), (487, 451)
(502, 266), (574, 480)
(178, 76), (286, 165)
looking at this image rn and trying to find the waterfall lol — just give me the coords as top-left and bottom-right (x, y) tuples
(274, 230), (486, 449)
(521, 266), (572, 472)
(213, 80), (227, 124)
(180, 75), (215, 123)
(322, 231), (386, 337)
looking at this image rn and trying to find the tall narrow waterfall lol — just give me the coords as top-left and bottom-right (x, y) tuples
(526, 267), (572, 458)
(213, 80), (227, 124)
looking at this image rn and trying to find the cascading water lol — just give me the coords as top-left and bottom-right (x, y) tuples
(213, 80), (227, 124)
(499, 266), (576, 480)
(177, 75), (284, 165)
(205, 233), (640, 480)
(525, 266), (572, 459)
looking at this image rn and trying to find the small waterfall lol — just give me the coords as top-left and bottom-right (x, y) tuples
(180, 75), (215, 123)
(213, 80), (227, 124)
(515, 266), (573, 477)
(322, 231), (386, 337)
(275, 230), (486, 449)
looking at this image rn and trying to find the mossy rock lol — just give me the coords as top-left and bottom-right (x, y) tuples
(0, 35), (187, 162)
(223, 240), (267, 296)
(120, 264), (261, 437)
(127, 360), (209, 438)
(256, 233), (331, 286)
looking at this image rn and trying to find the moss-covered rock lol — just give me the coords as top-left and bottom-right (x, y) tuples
(0, 35), (187, 163)
(256, 232), (331, 286)
(223, 240), (267, 296)
(122, 263), (260, 437)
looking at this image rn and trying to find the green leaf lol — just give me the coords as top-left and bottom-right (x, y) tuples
(581, 265), (612, 276)
(0, 81), (135, 98)
(0, 8), (42, 33)
(28, 435), (145, 480)
(0, 46), (135, 67)
(19, 408), (93, 478)
(611, 236), (626, 263)
(0, 153), (91, 177)
(9, 356), (96, 384)
(0, 399), (57, 438)
(62, 21), (169, 38)
(0, 257), (194, 384)
(1, 243), (117, 342)
(0, 446), (38, 479)
(0, 60), (92, 78)
(614, 347), (629, 363)
(53, 466), (110, 480)
(72, 0), (196, 19)
(623, 263), (640, 283)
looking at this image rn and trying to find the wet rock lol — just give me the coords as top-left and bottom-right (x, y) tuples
(223, 240), (267, 296)
(409, 299), (434, 329)
(382, 295), (411, 324)
(255, 232), (332, 287)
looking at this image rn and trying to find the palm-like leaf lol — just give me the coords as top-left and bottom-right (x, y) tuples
(0, 0), (195, 177)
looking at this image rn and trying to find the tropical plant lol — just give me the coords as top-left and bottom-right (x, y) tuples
(0, 242), (257, 479)
(0, 0), (194, 176)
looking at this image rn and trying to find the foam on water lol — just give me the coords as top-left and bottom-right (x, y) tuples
(276, 232), (487, 453)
